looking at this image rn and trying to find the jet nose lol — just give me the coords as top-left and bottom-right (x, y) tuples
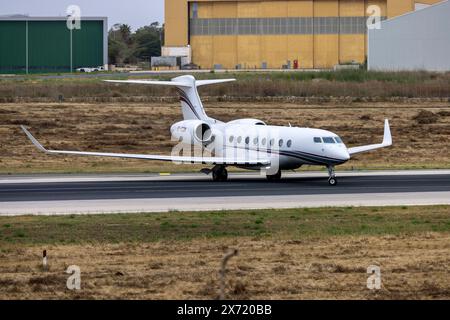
(326, 145), (350, 163)
(335, 148), (350, 162)
(341, 149), (350, 161)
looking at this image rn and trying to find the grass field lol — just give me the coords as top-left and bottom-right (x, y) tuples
(1, 100), (449, 173)
(0, 206), (449, 299)
(1, 206), (450, 244)
(1, 70), (450, 102)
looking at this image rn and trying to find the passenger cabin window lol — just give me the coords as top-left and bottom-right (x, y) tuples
(253, 137), (258, 145)
(323, 137), (335, 144)
(245, 137), (250, 145)
(314, 137), (322, 143)
(261, 138), (267, 146)
(334, 137), (343, 144)
(237, 136), (242, 144)
(229, 136), (234, 143)
(269, 139), (275, 147)
(287, 140), (292, 148)
(278, 139), (284, 147)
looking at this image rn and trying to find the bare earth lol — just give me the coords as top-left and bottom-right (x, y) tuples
(0, 234), (449, 299)
(1, 101), (449, 173)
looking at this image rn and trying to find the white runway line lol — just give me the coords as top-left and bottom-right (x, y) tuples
(1, 192), (449, 216)
(1, 169), (450, 184)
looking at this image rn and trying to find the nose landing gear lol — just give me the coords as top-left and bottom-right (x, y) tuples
(212, 165), (228, 182)
(327, 165), (337, 186)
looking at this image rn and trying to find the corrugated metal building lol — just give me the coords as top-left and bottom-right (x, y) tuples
(368, 0), (450, 71)
(0, 16), (107, 74)
(165, 0), (442, 69)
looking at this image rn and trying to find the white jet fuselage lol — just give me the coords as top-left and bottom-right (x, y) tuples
(171, 120), (350, 170)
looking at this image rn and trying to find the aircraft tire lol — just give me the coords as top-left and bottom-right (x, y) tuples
(266, 170), (282, 181)
(328, 177), (337, 186)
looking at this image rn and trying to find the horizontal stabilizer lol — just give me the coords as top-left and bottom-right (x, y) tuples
(104, 78), (236, 88)
(196, 79), (236, 87)
(104, 75), (235, 122)
(104, 80), (191, 87)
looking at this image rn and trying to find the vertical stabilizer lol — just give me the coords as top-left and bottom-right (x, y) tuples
(172, 75), (208, 121)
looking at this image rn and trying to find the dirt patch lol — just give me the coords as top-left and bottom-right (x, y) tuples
(413, 110), (439, 124)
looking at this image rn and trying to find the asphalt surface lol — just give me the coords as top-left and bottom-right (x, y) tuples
(1, 173), (449, 202)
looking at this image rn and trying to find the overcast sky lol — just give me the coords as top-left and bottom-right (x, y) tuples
(1, 0), (164, 30)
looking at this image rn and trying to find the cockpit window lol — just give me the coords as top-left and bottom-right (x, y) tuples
(334, 137), (343, 144)
(323, 137), (335, 144)
(313, 137), (322, 143)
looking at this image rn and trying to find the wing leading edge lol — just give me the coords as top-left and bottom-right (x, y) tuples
(20, 126), (270, 166)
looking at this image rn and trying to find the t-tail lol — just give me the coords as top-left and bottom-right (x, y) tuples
(104, 75), (235, 123)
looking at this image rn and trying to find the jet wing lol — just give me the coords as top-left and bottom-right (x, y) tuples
(21, 126), (270, 166)
(348, 119), (392, 156)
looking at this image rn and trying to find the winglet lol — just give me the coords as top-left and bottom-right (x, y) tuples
(347, 119), (393, 156)
(383, 119), (392, 146)
(21, 126), (48, 153)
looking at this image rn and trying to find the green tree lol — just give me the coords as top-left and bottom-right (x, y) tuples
(108, 37), (127, 65)
(119, 24), (132, 45)
(132, 22), (162, 62)
(108, 22), (163, 66)
(108, 24), (129, 65)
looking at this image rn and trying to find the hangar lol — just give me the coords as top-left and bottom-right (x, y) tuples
(0, 16), (108, 74)
(164, 0), (442, 69)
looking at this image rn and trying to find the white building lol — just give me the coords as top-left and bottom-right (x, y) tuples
(368, 0), (450, 71)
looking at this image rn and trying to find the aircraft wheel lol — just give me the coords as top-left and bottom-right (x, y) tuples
(266, 170), (282, 181)
(212, 167), (228, 182)
(220, 168), (228, 182)
(328, 177), (337, 186)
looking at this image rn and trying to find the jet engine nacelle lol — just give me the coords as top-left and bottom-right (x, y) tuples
(226, 118), (266, 126)
(171, 120), (214, 145)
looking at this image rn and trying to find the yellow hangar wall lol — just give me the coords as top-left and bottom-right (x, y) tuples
(165, 0), (440, 69)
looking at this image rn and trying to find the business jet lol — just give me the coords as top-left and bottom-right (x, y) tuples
(21, 75), (392, 185)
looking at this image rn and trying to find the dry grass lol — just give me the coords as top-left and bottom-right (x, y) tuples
(0, 206), (449, 299)
(0, 100), (449, 173)
(1, 71), (450, 102)
(0, 234), (449, 299)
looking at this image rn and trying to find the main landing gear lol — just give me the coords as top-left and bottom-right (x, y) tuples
(327, 165), (337, 186)
(266, 170), (282, 181)
(212, 165), (228, 182)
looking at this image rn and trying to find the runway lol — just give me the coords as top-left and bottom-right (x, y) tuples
(1, 170), (449, 215)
